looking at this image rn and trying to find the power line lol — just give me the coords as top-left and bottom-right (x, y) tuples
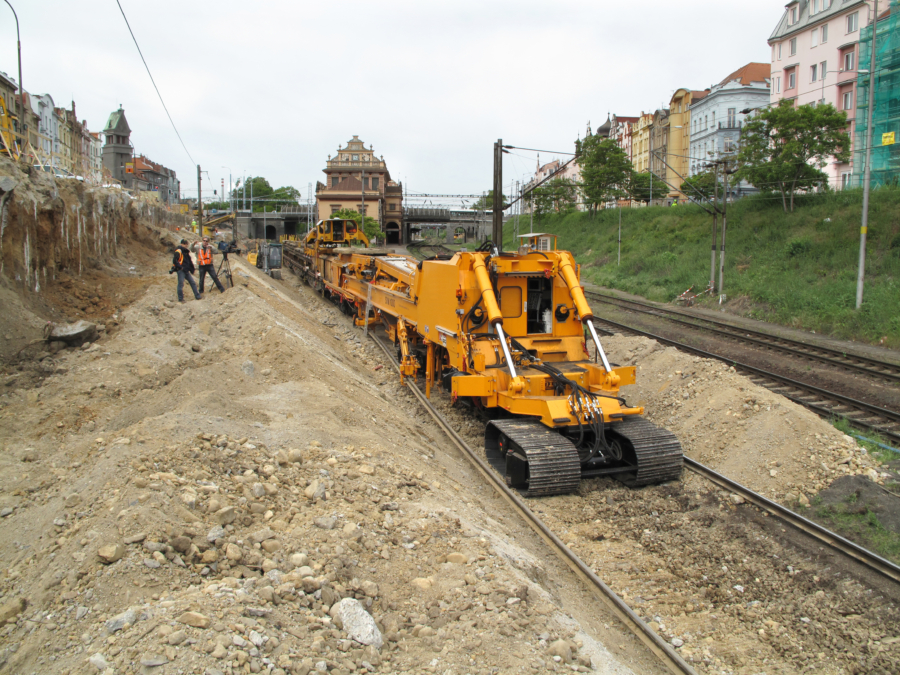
(115, 0), (196, 166)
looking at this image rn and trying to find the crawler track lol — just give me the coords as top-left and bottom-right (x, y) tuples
(585, 291), (900, 384)
(590, 315), (900, 446)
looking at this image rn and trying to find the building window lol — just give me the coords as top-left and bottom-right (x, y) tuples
(790, 38), (797, 56)
(778, 43), (783, 60)
(790, 7), (798, 24)
(711, 111), (716, 127)
(728, 108), (736, 126)
(776, 76), (782, 93)
(371, 177), (379, 189)
(843, 89), (854, 110)
(811, 63), (818, 82)
(788, 70), (796, 89)
(847, 11), (858, 33)
(841, 171), (852, 189)
(821, 60), (828, 80)
(330, 205), (342, 214)
(811, 28), (819, 47)
(822, 24), (828, 42)
(725, 137), (736, 153)
(812, 0), (819, 14)
(844, 50), (856, 71)
(331, 176), (339, 187)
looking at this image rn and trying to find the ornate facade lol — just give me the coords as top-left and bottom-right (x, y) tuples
(315, 135), (404, 243)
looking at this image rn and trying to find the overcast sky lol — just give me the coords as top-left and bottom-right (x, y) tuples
(2, 0), (787, 203)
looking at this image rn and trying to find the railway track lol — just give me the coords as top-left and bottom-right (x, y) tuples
(367, 332), (697, 675)
(585, 291), (900, 385)
(589, 314), (900, 447)
(366, 328), (900, 675)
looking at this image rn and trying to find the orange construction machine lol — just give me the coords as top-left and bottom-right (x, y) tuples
(283, 220), (682, 496)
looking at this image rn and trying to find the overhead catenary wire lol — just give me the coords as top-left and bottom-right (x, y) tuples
(115, 0), (196, 166)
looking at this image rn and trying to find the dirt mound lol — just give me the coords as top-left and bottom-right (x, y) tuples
(603, 334), (885, 502)
(0, 267), (643, 674)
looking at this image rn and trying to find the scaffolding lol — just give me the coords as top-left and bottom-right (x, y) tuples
(854, 0), (900, 187)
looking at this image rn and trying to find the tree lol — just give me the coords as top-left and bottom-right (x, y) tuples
(233, 176), (302, 212)
(471, 190), (507, 210)
(579, 136), (632, 211)
(625, 172), (655, 203)
(532, 178), (578, 216)
(736, 100), (850, 212)
(680, 170), (719, 204)
(329, 208), (380, 244)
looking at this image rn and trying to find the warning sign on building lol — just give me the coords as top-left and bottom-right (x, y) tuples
(883, 132), (896, 146)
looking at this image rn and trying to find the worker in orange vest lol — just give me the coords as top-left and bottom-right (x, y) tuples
(196, 236), (225, 294)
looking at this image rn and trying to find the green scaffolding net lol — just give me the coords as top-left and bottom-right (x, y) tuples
(853, 0), (900, 187)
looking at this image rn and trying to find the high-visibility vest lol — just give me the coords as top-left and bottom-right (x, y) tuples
(198, 247), (212, 266)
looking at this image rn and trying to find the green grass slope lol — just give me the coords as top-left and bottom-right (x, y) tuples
(505, 189), (900, 346)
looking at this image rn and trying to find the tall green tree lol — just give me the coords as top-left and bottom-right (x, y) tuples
(579, 137), (632, 211)
(233, 176), (302, 212)
(532, 178), (578, 216)
(625, 172), (655, 203)
(736, 100), (850, 212)
(471, 190), (507, 210)
(680, 170), (719, 204)
(329, 208), (380, 243)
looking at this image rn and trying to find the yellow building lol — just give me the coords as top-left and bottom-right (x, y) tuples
(666, 88), (708, 202)
(316, 135), (404, 243)
(631, 114), (653, 173)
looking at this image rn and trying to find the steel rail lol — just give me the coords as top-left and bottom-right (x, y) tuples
(684, 458), (900, 583)
(591, 316), (900, 445)
(586, 291), (900, 383)
(368, 332), (697, 675)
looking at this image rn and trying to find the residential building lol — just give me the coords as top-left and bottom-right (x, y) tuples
(853, 2), (899, 187)
(134, 154), (180, 204)
(649, 108), (670, 203)
(688, 63), (770, 183)
(30, 93), (57, 166)
(315, 135), (404, 243)
(0, 71), (24, 151)
(88, 132), (102, 183)
(769, 0), (877, 188)
(666, 88), (708, 202)
(609, 115), (640, 163)
(632, 113), (653, 173)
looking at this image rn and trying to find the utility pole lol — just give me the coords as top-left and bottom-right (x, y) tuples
(492, 139), (503, 248)
(617, 206), (622, 265)
(718, 161), (730, 304)
(361, 164), (366, 243)
(196, 165), (202, 234)
(711, 162), (719, 291)
(857, 0), (879, 309)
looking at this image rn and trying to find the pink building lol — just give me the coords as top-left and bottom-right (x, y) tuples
(609, 115), (640, 163)
(768, 0), (876, 188)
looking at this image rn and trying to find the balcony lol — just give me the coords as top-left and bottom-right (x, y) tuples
(838, 69), (858, 85)
(718, 121), (742, 130)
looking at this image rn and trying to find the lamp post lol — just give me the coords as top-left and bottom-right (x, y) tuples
(3, 1), (25, 153)
(221, 165), (232, 213)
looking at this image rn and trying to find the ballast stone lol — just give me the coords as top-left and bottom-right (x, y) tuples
(335, 597), (383, 649)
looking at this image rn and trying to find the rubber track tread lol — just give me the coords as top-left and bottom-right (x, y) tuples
(487, 419), (581, 497)
(611, 417), (683, 486)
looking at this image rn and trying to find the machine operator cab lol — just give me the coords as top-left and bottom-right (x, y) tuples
(517, 233), (557, 254)
(307, 218), (370, 248)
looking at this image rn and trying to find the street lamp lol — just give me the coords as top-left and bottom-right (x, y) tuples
(3, 1), (25, 153)
(221, 165), (232, 213)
